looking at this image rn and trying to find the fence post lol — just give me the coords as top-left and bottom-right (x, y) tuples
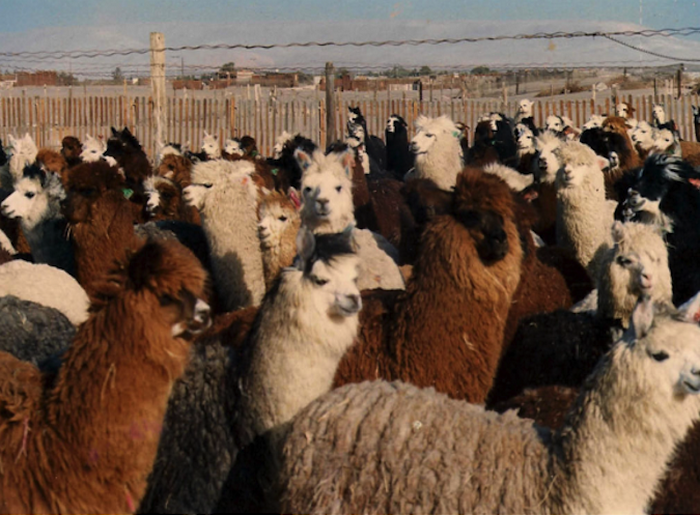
(325, 62), (337, 145)
(150, 32), (166, 157)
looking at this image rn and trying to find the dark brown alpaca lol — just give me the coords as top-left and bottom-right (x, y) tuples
(602, 116), (643, 200)
(0, 239), (211, 514)
(334, 168), (524, 403)
(156, 153), (193, 189)
(60, 135), (83, 168)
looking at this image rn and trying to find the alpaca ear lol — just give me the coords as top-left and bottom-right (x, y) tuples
(611, 220), (626, 244)
(630, 295), (655, 339)
(295, 227), (315, 270)
(288, 187), (302, 210)
(203, 130), (211, 139)
(111, 127), (119, 137)
(8, 134), (16, 146)
(678, 291), (700, 324)
(294, 149), (313, 172)
(127, 240), (164, 291)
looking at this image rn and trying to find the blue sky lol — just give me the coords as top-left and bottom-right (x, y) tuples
(0, 0), (698, 33)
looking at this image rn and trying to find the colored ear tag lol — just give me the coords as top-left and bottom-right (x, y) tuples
(122, 188), (134, 200)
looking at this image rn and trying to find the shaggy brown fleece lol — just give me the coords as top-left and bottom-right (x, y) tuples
(157, 154), (193, 189)
(602, 116), (643, 200)
(335, 168), (524, 404)
(491, 385), (580, 430)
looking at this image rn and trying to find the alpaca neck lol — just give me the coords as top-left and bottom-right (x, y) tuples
(415, 141), (462, 190)
(25, 217), (76, 277)
(303, 212), (355, 235)
(238, 273), (359, 445)
(551, 348), (698, 514)
(46, 298), (191, 511)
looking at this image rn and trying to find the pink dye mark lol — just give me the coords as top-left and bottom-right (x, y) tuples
(15, 418), (29, 462)
(125, 489), (135, 512)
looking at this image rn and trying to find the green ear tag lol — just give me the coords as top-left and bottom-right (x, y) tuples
(271, 168), (279, 176)
(122, 188), (134, 200)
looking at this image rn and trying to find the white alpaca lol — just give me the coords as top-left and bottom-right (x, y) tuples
(79, 134), (107, 163)
(515, 98), (534, 122)
(652, 104), (667, 126)
(184, 159), (265, 310)
(223, 138), (244, 157)
(7, 133), (38, 184)
(295, 148), (405, 291)
(534, 130), (564, 184)
(582, 114), (604, 131)
(201, 131), (221, 159)
(0, 260), (89, 326)
(235, 228), (362, 447)
(544, 115), (564, 134)
(651, 128), (682, 157)
(0, 167), (74, 276)
(555, 140), (616, 279)
(630, 120), (657, 157)
(405, 114), (463, 191)
(273, 295), (700, 515)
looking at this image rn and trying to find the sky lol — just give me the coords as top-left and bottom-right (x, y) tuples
(0, 1), (698, 76)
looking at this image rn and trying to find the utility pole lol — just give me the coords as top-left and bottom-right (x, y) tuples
(150, 32), (166, 155)
(325, 62), (337, 145)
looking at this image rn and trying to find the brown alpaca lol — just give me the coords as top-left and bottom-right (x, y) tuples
(334, 168), (524, 403)
(602, 116), (643, 199)
(36, 148), (68, 177)
(0, 239), (211, 514)
(156, 153), (193, 189)
(143, 175), (201, 225)
(257, 189), (301, 290)
(62, 161), (140, 297)
(60, 135), (82, 167)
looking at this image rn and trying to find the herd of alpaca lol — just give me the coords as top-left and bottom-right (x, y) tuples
(2, 97), (700, 514)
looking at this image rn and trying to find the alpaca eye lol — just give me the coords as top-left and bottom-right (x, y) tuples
(304, 186), (312, 194)
(279, 216), (288, 222)
(159, 294), (177, 307)
(616, 256), (633, 267)
(25, 192), (35, 199)
(311, 276), (328, 286)
(336, 186), (342, 193)
(651, 351), (669, 362)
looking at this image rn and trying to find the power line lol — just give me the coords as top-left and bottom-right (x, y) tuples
(0, 27), (698, 59)
(604, 34), (700, 62)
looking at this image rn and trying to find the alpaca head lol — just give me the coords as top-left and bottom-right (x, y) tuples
(157, 153), (193, 188)
(156, 141), (183, 164)
(515, 124), (535, 153)
(535, 131), (564, 184)
(386, 114), (407, 134)
(61, 161), (126, 225)
(517, 99), (534, 117)
(94, 238), (211, 341)
(347, 106), (365, 136)
(183, 158), (257, 213)
(556, 140), (607, 190)
(1, 165), (65, 231)
(410, 114), (462, 160)
(610, 295), (700, 405)
(614, 102), (636, 119)
(61, 136), (83, 161)
(80, 134), (107, 163)
(143, 175), (182, 220)
(582, 114), (605, 131)
(652, 104), (666, 125)
(451, 168), (516, 264)
(545, 115), (564, 134)
(296, 148), (354, 234)
(258, 189), (301, 251)
(291, 227), (361, 320)
(8, 133), (38, 177)
(652, 129), (678, 155)
(630, 121), (656, 152)
(201, 131), (221, 159)
(597, 221), (672, 323)
(272, 131), (293, 159)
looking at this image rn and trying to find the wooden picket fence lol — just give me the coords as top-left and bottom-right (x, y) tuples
(0, 92), (697, 158)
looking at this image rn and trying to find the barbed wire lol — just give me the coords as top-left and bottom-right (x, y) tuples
(604, 34), (700, 62)
(0, 27), (698, 60)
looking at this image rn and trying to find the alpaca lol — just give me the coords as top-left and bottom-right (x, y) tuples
(0, 238), (211, 514)
(601, 115), (643, 197)
(555, 140), (615, 279)
(405, 114), (463, 190)
(630, 120), (656, 159)
(201, 130), (221, 160)
(527, 130), (564, 243)
(6, 133), (38, 184)
(582, 114), (605, 130)
(80, 134), (108, 163)
(257, 188), (301, 290)
(0, 259), (90, 326)
(273, 296), (700, 515)
(618, 154), (700, 304)
(184, 158), (266, 310)
(60, 135), (82, 168)
(1, 165), (75, 275)
(296, 147), (405, 291)
(35, 148), (68, 177)
(156, 153), (193, 189)
(482, 162), (534, 192)
(347, 106), (386, 172)
(143, 174), (200, 225)
(104, 126), (152, 186)
(385, 114), (414, 181)
(615, 100), (636, 121)
(515, 98), (537, 134)
(488, 220), (673, 406)
(266, 133), (317, 192)
(334, 168), (523, 404)
(0, 295), (75, 367)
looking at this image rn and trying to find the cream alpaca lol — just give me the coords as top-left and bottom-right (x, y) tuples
(184, 159), (265, 309)
(274, 296), (700, 515)
(405, 114), (463, 190)
(257, 189), (301, 290)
